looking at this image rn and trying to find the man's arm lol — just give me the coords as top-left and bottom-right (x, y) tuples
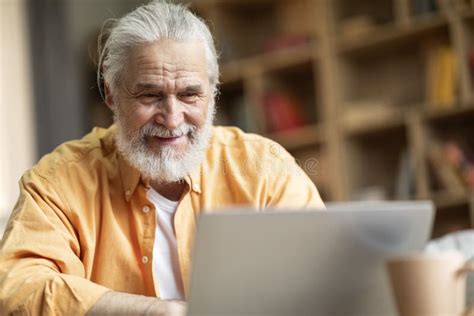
(0, 170), (186, 315)
(0, 170), (110, 314)
(86, 291), (186, 315)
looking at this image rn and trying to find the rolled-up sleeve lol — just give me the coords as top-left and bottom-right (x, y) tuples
(0, 170), (109, 315)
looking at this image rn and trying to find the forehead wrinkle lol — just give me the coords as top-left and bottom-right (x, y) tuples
(128, 40), (208, 72)
(133, 73), (206, 92)
(137, 72), (206, 83)
(136, 65), (208, 85)
(136, 60), (205, 74)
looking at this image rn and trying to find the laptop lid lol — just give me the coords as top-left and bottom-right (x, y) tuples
(187, 201), (434, 316)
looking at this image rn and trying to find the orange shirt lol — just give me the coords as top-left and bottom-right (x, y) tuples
(0, 125), (324, 315)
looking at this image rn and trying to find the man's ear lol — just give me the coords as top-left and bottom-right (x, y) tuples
(104, 82), (115, 110)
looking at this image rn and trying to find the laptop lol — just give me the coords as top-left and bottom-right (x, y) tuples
(187, 201), (434, 316)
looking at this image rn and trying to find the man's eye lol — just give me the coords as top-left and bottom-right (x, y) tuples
(180, 93), (198, 100)
(139, 94), (163, 102)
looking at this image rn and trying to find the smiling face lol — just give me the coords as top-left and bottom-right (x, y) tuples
(109, 39), (215, 183)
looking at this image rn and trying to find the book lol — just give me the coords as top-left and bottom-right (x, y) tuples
(423, 42), (457, 109)
(438, 46), (457, 106)
(262, 92), (305, 132)
(427, 141), (466, 193)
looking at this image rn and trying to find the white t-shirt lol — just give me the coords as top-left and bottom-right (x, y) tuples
(147, 188), (185, 300)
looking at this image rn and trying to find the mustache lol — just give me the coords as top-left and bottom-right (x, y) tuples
(139, 122), (198, 139)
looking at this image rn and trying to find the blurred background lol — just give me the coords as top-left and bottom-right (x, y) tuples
(2, 0), (474, 238)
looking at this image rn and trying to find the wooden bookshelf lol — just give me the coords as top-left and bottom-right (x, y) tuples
(337, 15), (448, 55)
(189, 0), (474, 238)
(266, 123), (325, 151)
(342, 109), (406, 136)
(423, 101), (474, 120)
(220, 44), (316, 83)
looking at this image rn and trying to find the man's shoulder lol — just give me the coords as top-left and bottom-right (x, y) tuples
(30, 125), (117, 180)
(211, 126), (266, 144)
(209, 126), (294, 162)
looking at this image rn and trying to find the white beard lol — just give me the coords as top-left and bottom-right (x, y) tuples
(114, 107), (214, 184)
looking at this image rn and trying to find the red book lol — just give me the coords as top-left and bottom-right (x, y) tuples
(263, 92), (305, 132)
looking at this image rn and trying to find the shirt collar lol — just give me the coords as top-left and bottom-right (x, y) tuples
(117, 152), (142, 202)
(117, 151), (202, 202)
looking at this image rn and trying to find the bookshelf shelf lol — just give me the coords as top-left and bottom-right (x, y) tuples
(337, 15), (448, 55)
(220, 62), (246, 85)
(259, 44), (316, 73)
(341, 102), (474, 138)
(221, 44), (316, 83)
(266, 123), (325, 151)
(334, 0), (395, 34)
(342, 110), (406, 137)
(425, 111), (474, 136)
(423, 103), (474, 122)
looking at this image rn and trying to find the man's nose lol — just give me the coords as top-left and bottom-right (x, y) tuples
(155, 95), (184, 130)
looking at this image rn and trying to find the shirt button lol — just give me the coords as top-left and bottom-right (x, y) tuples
(142, 205), (150, 214)
(125, 189), (131, 197)
(142, 256), (149, 264)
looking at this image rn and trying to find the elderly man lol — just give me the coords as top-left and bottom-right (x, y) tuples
(0, 1), (324, 315)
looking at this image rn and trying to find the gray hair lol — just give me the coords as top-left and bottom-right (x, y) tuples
(97, 0), (219, 100)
